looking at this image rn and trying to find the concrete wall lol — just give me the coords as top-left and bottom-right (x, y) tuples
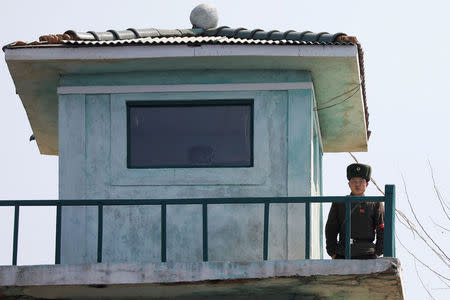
(58, 70), (323, 264)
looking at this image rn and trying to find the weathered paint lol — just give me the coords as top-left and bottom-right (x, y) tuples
(5, 44), (357, 61)
(5, 50), (367, 154)
(60, 70), (312, 86)
(58, 70), (322, 264)
(287, 90), (310, 259)
(109, 91), (271, 187)
(59, 94), (97, 264)
(0, 259), (404, 300)
(57, 82), (314, 94)
(311, 114), (324, 259)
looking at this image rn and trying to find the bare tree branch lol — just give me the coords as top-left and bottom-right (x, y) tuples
(396, 206), (449, 267)
(348, 152), (359, 164)
(429, 217), (450, 233)
(347, 153), (450, 295)
(348, 152), (385, 195)
(414, 259), (436, 299)
(401, 174), (450, 264)
(437, 275), (450, 289)
(428, 160), (450, 221)
(396, 209), (417, 239)
(396, 233), (450, 282)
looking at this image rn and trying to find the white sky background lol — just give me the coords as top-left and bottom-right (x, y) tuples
(0, 0), (449, 299)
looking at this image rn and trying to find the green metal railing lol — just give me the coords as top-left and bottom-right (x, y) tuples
(1, 185), (395, 265)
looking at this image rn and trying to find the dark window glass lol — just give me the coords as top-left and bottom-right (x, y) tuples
(127, 101), (253, 168)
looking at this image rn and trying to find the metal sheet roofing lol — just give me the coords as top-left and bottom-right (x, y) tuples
(60, 27), (351, 44)
(62, 35), (354, 46)
(3, 27), (358, 49)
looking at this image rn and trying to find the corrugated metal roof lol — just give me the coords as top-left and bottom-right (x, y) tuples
(3, 27), (355, 49)
(60, 27), (350, 44)
(62, 35), (354, 46)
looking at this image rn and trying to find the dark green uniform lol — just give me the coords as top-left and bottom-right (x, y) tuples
(325, 200), (384, 258)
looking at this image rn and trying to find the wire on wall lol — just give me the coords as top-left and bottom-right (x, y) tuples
(313, 84), (361, 111)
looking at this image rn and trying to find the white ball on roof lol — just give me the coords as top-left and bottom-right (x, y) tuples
(190, 4), (218, 30)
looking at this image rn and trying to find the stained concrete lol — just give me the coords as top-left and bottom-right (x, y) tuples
(5, 52), (367, 154)
(0, 258), (404, 299)
(58, 83), (322, 265)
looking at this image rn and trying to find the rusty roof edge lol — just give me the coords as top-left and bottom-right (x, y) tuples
(336, 34), (370, 139)
(2, 40), (66, 52)
(2, 43), (14, 52)
(357, 43), (370, 140)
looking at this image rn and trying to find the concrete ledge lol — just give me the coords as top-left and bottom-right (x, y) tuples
(0, 259), (404, 299)
(1, 258), (400, 286)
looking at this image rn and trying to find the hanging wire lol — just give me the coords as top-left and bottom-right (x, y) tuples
(313, 84), (361, 111)
(314, 84), (360, 109)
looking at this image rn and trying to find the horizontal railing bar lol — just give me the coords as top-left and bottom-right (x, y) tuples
(0, 196), (386, 207)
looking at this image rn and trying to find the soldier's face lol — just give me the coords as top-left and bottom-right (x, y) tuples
(348, 177), (368, 196)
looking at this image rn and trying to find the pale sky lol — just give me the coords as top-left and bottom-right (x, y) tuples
(1, 1), (449, 299)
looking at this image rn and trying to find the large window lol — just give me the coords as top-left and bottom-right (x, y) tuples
(127, 100), (253, 168)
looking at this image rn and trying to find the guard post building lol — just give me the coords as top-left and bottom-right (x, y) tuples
(0, 5), (403, 299)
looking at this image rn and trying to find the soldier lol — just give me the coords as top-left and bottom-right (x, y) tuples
(325, 163), (384, 259)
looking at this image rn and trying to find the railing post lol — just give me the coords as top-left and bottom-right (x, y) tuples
(202, 203), (208, 262)
(305, 200), (311, 259)
(161, 203), (167, 262)
(263, 202), (270, 260)
(345, 198), (351, 259)
(384, 185), (396, 257)
(97, 204), (103, 263)
(12, 205), (20, 266)
(55, 205), (62, 264)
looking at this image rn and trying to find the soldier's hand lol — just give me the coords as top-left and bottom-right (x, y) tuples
(331, 254), (336, 259)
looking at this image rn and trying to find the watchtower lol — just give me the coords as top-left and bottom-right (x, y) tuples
(5, 7), (368, 265)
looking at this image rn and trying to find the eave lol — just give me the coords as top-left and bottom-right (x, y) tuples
(4, 43), (367, 155)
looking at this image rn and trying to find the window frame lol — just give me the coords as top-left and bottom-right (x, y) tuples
(126, 99), (254, 169)
(110, 91), (269, 187)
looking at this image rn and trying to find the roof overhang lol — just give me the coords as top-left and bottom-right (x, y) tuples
(4, 43), (367, 155)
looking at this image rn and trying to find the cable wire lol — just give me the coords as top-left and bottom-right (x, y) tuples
(314, 86), (361, 111)
(313, 84), (360, 110)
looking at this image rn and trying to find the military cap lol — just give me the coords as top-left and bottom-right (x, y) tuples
(347, 163), (371, 182)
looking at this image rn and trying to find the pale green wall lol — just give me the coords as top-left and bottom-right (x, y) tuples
(58, 70), (323, 264)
